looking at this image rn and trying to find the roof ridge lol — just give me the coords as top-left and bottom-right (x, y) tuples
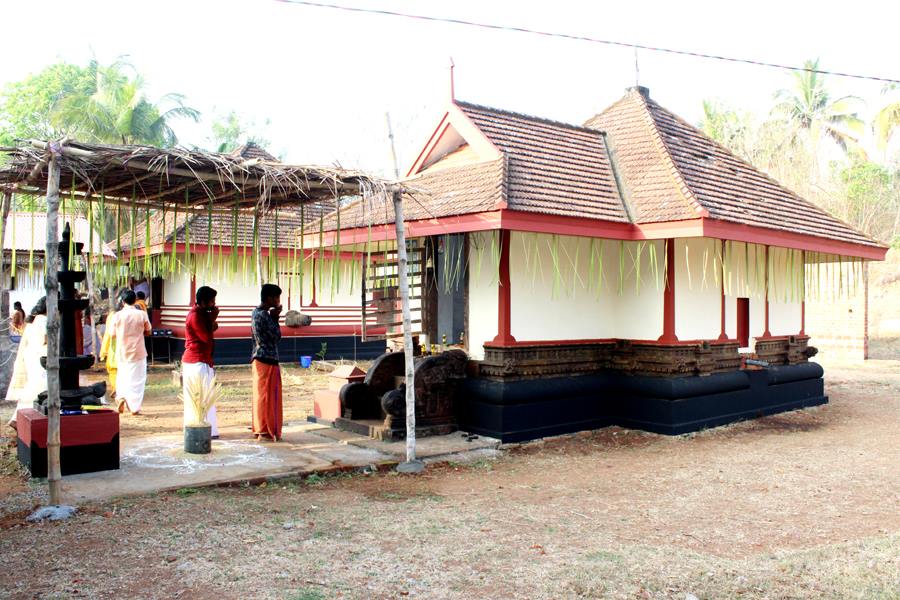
(631, 93), (710, 219)
(454, 100), (603, 135)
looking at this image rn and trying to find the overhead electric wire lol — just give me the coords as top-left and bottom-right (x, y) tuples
(275, 0), (900, 84)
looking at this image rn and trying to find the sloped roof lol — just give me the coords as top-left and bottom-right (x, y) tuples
(585, 87), (878, 246)
(230, 142), (278, 162)
(320, 157), (505, 230)
(316, 88), (882, 252)
(455, 101), (629, 222)
(119, 203), (333, 252)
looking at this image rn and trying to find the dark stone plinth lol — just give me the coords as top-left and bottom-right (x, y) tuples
(335, 349), (467, 441)
(457, 362), (828, 442)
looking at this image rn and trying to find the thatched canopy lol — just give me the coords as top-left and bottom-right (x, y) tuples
(0, 139), (390, 213)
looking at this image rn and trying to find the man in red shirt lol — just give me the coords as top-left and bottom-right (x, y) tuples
(182, 286), (220, 437)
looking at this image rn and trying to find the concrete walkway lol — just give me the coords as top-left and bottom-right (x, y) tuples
(59, 422), (500, 503)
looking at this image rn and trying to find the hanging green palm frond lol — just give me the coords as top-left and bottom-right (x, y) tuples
(183, 189), (191, 275)
(299, 204), (305, 301)
(683, 241), (691, 291)
(28, 208), (35, 279)
(169, 200), (178, 275)
(206, 201), (214, 275)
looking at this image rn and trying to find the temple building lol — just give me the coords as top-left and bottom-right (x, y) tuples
(309, 86), (887, 442)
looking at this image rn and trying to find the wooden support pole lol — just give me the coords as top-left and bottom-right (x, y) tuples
(762, 245), (772, 338)
(491, 230), (516, 345)
(658, 238), (678, 343)
(0, 190), (13, 399)
(718, 239), (728, 341)
(391, 188), (417, 465)
(44, 149), (62, 505)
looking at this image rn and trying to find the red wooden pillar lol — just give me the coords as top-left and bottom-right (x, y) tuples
(491, 230), (516, 345)
(309, 258), (318, 307)
(658, 238), (677, 343)
(762, 245), (772, 338)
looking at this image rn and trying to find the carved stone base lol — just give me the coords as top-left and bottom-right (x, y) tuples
(480, 339), (743, 380)
(754, 335), (815, 366)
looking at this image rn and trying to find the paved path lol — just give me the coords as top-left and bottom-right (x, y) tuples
(58, 422), (500, 503)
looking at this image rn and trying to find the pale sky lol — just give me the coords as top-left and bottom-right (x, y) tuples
(3, 0), (898, 176)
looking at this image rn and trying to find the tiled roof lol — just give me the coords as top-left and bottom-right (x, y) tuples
(585, 87), (880, 246)
(455, 101), (629, 222)
(230, 142), (278, 162)
(119, 203), (333, 251)
(320, 158), (505, 230)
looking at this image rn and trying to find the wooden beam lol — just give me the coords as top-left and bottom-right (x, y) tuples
(44, 150), (62, 505)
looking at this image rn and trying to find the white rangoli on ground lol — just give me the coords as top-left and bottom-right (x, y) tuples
(122, 439), (283, 475)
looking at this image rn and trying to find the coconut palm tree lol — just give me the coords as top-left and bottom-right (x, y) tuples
(772, 58), (865, 155)
(51, 59), (199, 147)
(874, 83), (900, 150)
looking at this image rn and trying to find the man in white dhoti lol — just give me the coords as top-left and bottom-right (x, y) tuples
(182, 286), (219, 437)
(110, 290), (151, 414)
(6, 298), (48, 429)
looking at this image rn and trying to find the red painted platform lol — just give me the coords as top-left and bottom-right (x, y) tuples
(16, 408), (120, 477)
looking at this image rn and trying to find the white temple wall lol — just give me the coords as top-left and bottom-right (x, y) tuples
(509, 233), (618, 341)
(467, 231), (498, 359)
(675, 238), (721, 340)
(614, 240), (665, 340)
(164, 271), (191, 305)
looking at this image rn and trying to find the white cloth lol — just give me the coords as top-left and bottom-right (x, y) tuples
(117, 358), (147, 413)
(6, 316), (48, 425)
(182, 361), (218, 436)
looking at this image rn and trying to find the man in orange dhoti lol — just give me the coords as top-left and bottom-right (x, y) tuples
(250, 284), (283, 441)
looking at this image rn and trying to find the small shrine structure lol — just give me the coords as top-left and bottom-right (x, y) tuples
(308, 86), (888, 442)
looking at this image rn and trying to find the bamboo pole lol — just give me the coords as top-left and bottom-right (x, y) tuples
(392, 188), (419, 469)
(44, 149), (62, 505)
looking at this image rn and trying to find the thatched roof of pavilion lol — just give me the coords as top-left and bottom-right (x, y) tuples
(0, 139), (390, 213)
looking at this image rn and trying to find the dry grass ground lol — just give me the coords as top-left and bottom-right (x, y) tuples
(0, 360), (898, 599)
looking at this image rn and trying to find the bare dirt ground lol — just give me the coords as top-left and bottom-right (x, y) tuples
(1, 360), (898, 599)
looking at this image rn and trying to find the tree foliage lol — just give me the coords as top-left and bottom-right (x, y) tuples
(0, 58), (199, 148)
(208, 110), (271, 153)
(771, 58), (865, 156)
(0, 63), (94, 146)
(702, 59), (900, 248)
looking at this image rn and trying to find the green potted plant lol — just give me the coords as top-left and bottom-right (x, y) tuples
(179, 374), (222, 454)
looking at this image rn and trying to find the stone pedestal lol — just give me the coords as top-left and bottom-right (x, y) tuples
(313, 365), (366, 423)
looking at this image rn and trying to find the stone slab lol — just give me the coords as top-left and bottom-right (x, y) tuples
(340, 430), (501, 459)
(58, 424), (391, 503)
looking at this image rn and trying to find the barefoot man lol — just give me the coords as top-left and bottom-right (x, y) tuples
(251, 284), (283, 441)
(111, 290), (151, 414)
(182, 286), (219, 437)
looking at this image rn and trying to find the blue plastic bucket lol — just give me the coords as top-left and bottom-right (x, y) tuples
(300, 355), (313, 368)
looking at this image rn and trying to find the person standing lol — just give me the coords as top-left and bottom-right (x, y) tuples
(110, 290), (151, 414)
(10, 301), (25, 336)
(182, 286), (220, 438)
(134, 291), (148, 312)
(6, 298), (47, 429)
(99, 303), (121, 398)
(250, 283), (283, 441)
